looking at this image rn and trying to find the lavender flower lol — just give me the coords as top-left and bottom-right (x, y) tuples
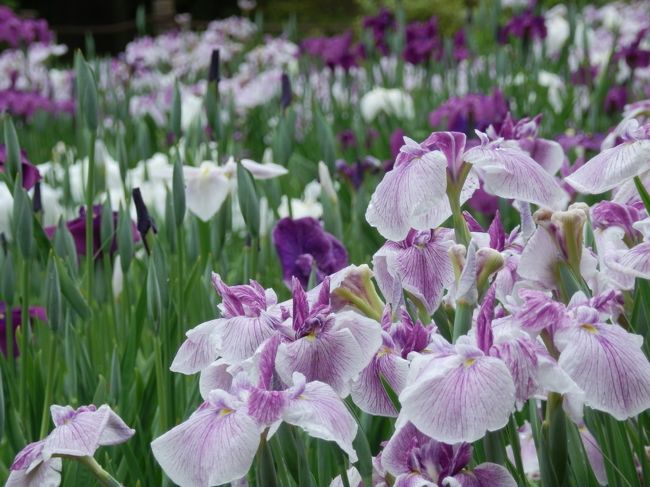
(273, 217), (348, 287)
(8, 404), (134, 486)
(499, 9), (547, 44)
(429, 90), (509, 134)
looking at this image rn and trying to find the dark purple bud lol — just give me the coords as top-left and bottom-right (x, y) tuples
(32, 181), (42, 214)
(208, 49), (220, 83)
(132, 187), (157, 253)
(280, 73), (292, 110)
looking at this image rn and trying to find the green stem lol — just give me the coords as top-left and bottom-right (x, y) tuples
(19, 258), (30, 423)
(483, 429), (507, 465)
(85, 130), (97, 300)
(447, 165), (472, 247)
(540, 392), (568, 487)
(77, 456), (123, 487)
(5, 296), (14, 372)
(452, 301), (474, 342)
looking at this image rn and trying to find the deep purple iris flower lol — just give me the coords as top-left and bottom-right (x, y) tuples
(363, 8), (395, 56)
(301, 31), (362, 70)
(336, 157), (381, 189)
(498, 9), (547, 44)
(429, 90), (509, 135)
(604, 86), (628, 114)
(0, 144), (41, 190)
(403, 17), (442, 65)
(0, 6), (53, 47)
(272, 217), (348, 287)
(614, 29), (650, 69)
(45, 206), (138, 258)
(0, 301), (47, 356)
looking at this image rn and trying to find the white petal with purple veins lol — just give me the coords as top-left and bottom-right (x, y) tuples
(565, 140), (650, 194)
(464, 142), (568, 209)
(518, 228), (560, 288)
(170, 319), (220, 375)
(6, 459), (62, 487)
(199, 360), (234, 400)
(351, 349), (410, 417)
(365, 152), (447, 241)
(276, 328), (367, 396)
(555, 323), (650, 419)
(151, 395), (261, 487)
(333, 310), (383, 368)
(214, 313), (278, 363)
(614, 241), (650, 279)
(400, 346), (515, 443)
(283, 374), (358, 462)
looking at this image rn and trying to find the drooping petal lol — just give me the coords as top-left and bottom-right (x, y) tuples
(565, 139), (650, 194)
(333, 310), (383, 368)
(329, 467), (363, 487)
(400, 346), (516, 443)
(365, 151), (447, 241)
(555, 322), (650, 420)
(184, 163), (232, 222)
(240, 159), (288, 179)
(517, 228), (560, 288)
(214, 313), (279, 363)
(579, 425), (607, 486)
(613, 241), (650, 279)
(517, 137), (565, 175)
(199, 360), (234, 400)
(464, 140), (568, 210)
(350, 343), (410, 417)
(275, 328), (367, 396)
(373, 230), (454, 314)
(151, 393), (261, 487)
(283, 374), (358, 462)
(7, 440), (62, 487)
(170, 320), (220, 375)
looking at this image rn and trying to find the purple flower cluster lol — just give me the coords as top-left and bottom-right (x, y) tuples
(301, 32), (362, 70)
(362, 8), (395, 56)
(0, 6), (53, 48)
(403, 16), (442, 65)
(429, 90), (509, 134)
(0, 89), (75, 119)
(498, 9), (547, 44)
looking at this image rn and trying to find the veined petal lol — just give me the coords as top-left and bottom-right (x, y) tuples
(241, 159), (288, 179)
(518, 137), (564, 175)
(283, 374), (358, 462)
(555, 323), (650, 420)
(381, 422), (431, 476)
(374, 231), (454, 314)
(394, 474), (436, 487)
(276, 328), (367, 396)
(517, 228), (560, 288)
(333, 310), (383, 368)
(199, 360), (234, 400)
(7, 440), (62, 487)
(329, 467), (363, 487)
(44, 405), (134, 458)
(447, 463), (517, 487)
(170, 320), (220, 375)
(184, 163), (231, 221)
(214, 313), (279, 363)
(400, 348), (515, 443)
(565, 139), (650, 194)
(614, 241), (650, 279)
(350, 348), (410, 417)
(464, 142), (568, 209)
(151, 400), (261, 487)
(366, 151), (448, 241)
(422, 131), (467, 179)
(579, 425), (607, 486)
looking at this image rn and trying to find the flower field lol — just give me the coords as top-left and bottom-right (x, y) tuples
(1, 1), (650, 486)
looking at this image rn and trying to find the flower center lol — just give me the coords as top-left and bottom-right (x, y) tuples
(580, 323), (598, 334)
(463, 358), (477, 367)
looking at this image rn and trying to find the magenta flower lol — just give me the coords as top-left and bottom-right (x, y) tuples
(275, 277), (382, 396)
(7, 404), (134, 486)
(273, 217), (348, 288)
(566, 120), (650, 194)
(171, 274), (280, 373)
(381, 422), (517, 487)
(429, 90), (509, 134)
(373, 228), (455, 313)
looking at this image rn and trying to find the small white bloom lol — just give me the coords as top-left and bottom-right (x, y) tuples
(360, 87), (414, 122)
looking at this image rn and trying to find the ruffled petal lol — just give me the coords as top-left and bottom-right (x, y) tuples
(151, 401), (260, 487)
(400, 349), (516, 443)
(517, 228), (560, 288)
(366, 151), (448, 241)
(333, 310), (383, 369)
(276, 328), (367, 396)
(464, 142), (568, 209)
(199, 360), (233, 400)
(282, 374), (358, 462)
(565, 139), (650, 194)
(381, 422), (431, 476)
(170, 320), (220, 375)
(555, 323), (650, 419)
